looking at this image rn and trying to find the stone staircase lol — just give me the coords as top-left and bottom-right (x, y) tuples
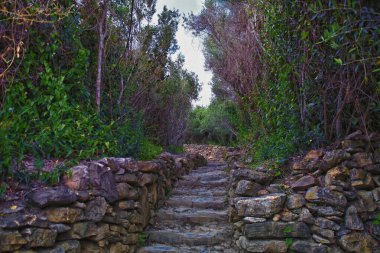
(137, 161), (237, 253)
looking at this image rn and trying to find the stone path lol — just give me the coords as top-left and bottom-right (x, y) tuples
(137, 161), (237, 253)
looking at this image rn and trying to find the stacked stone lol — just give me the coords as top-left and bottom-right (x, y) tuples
(229, 131), (380, 253)
(0, 153), (206, 253)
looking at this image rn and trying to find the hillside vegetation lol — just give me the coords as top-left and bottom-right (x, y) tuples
(186, 0), (380, 163)
(0, 0), (199, 180)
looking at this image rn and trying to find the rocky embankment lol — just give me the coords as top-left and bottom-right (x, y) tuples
(229, 131), (380, 253)
(0, 153), (206, 253)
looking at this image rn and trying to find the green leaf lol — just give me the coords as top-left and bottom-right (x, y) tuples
(301, 31), (309, 40)
(334, 58), (343, 65)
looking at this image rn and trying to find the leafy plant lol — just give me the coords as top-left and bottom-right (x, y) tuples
(374, 213), (380, 225)
(138, 233), (148, 246)
(0, 183), (8, 199)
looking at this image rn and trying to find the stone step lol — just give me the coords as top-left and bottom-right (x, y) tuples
(176, 178), (229, 188)
(137, 244), (179, 253)
(146, 230), (228, 247)
(155, 208), (229, 225)
(182, 171), (229, 181)
(194, 165), (227, 173)
(165, 196), (226, 210)
(137, 244), (235, 253)
(170, 187), (226, 197)
(206, 161), (227, 167)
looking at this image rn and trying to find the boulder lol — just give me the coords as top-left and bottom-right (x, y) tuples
(291, 175), (317, 191)
(29, 186), (77, 208)
(244, 222), (310, 239)
(365, 164), (380, 175)
(235, 180), (262, 197)
(84, 197), (109, 222)
(350, 169), (374, 190)
(237, 236), (287, 253)
(353, 153), (373, 167)
(325, 166), (349, 186)
(338, 232), (378, 253)
(304, 150), (324, 162)
(305, 186), (347, 208)
(45, 207), (83, 223)
(232, 169), (274, 184)
(137, 161), (160, 173)
(0, 229), (27, 251)
(314, 218), (340, 231)
(287, 194), (306, 209)
(345, 206), (364, 231)
(65, 165), (89, 190)
(0, 213), (49, 229)
(236, 193), (286, 218)
(323, 150), (351, 168)
(298, 208), (315, 224)
(21, 228), (57, 248)
(138, 173), (158, 186)
(291, 240), (328, 253)
(356, 191), (376, 212)
(306, 205), (343, 217)
(117, 183), (140, 200)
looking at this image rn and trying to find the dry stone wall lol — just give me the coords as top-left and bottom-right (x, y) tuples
(228, 131), (380, 253)
(0, 153), (206, 253)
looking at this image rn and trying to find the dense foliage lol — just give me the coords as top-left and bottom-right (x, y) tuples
(0, 0), (200, 179)
(187, 0), (380, 162)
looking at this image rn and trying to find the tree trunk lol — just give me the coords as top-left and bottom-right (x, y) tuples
(95, 1), (108, 113)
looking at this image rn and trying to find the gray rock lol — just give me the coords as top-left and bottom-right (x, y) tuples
(299, 208), (315, 224)
(323, 150), (351, 167)
(350, 169), (374, 190)
(232, 169), (274, 184)
(0, 229), (27, 251)
(237, 236), (288, 253)
(243, 217), (266, 223)
(312, 234), (333, 244)
(307, 205), (344, 217)
(311, 225), (335, 239)
(325, 166), (349, 186)
(314, 218), (340, 231)
(244, 222), (310, 239)
(235, 180), (262, 196)
(345, 206), (364, 231)
(236, 193), (286, 218)
(21, 228), (57, 248)
(84, 197), (109, 222)
(291, 240), (328, 253)
(357, 190), (376, 212)
(0, 213), (49, 229)
(365, 164), (380, 175)
(305, 186), (347, 208)
(291, 175), (317, 191)
(353, 153), (373, 167)
(287, 194), (306, 209)
(29, 186), (77, 208)
(338, 232), (378, 253)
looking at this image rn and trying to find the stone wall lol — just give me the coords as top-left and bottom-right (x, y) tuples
(228, 131), (380, 253)
(0, 153), (206, 253)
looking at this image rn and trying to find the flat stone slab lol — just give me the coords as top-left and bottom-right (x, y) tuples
(177, 178), (229, 188)
(147, 230), (227, 246)
(166, 196), (226, 210)
(171, 187), (226, 197)
(137, 244), (179, 253)
(237, 236), (288, 253)
(236, 193), (286, 218)
(156, 208), (228, 225)
(244, 222), (311, 239)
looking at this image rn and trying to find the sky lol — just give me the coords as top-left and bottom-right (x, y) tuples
(154, 0), (213, 107)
